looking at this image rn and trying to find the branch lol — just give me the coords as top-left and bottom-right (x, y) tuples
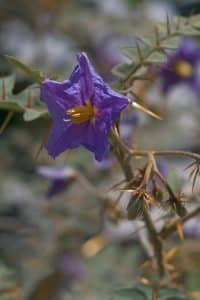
(159, 207), (200, 239)
(128, 150), (200, 162)
(111, 131), (165, 278)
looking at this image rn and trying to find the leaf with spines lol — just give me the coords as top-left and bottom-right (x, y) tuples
(0, 75), (48, 122)
(112, 14), (200, 91)
(112, 284), (189, 300)
(112, 63), (136, 79)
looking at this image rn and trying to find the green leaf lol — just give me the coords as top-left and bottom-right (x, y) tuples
(112, 63), (135, 79)
(4, 55), (44, 84)
(146, 51), (167, 63)
(112, 285), (189, 300)
(122, 47), (139, 61)
(112, 284), (150, 300)
(159, 287), (189, 300)
(178, 26), (200, 36)
(23, 108), (48, 121)
(190, 15), (200, 29)
(0, 101), (22, 112)
(112, 288), (146, 300)
(0, 76), (49, 121)
(114, 14), (200, 89)
(160, 36), (180, 49)
(133, 66), (147, 77)
(1, 75), (15, 96)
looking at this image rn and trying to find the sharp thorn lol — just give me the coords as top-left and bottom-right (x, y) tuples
(0, 110), (14, 134)
(131, 101), (162, 120)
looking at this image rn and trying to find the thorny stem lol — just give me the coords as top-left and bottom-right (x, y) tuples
(111, 130), (200, 279)
(160, 206), (200, 239)
(0, 110), (14, 134)
(111, 130), (165, 278)
(113, 132), (200, 163)
(143, 206), (165, 277)
(35, 120), (52, 160)
(127, 150), (200, 162)
(154, 169), (187, 217)
(152, 284), (159, 300)
(121, 18), (194, 90)
(149, 152), (187, 217)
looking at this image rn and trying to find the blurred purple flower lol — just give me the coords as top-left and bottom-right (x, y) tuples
(37, 166), (77, 198)
(40, 52), (128, 161)
(183, 216), (200, 238)
(58, 251), (85, 283)
(159, 38), (200, 93)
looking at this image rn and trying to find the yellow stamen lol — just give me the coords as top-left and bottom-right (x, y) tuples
(65, 101), (97, 124)
(174, 60), (193, 77)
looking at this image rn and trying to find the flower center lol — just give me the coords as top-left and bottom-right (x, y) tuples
(174, 60), (193, 78)
(65, 101), (97, 124)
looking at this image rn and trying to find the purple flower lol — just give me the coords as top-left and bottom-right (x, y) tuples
(40, 52), (128, 161)
(159, 38), (200, 93)
(37, 166), (77, 198)
(183, 216), (200, 238)
(58, 251), (85, 283)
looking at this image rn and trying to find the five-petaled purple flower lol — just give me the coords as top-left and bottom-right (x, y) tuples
(159, 38), (200, 93)
(37, 166), (77, 198)
(40, 52), (129, 161)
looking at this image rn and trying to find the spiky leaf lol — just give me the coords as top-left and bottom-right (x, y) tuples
(0, 75), (48, 121)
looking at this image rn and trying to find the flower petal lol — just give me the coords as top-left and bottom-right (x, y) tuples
(41, 79), (82, 116)
(45, 122), (88, 158)
(76, 52), (94, 100)
(82, 122), (109, 161)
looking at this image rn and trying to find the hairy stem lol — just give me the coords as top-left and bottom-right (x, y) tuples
(111, 131), (165, 278)
(128, 150), (200, 162)
(160, 206), (200, 239)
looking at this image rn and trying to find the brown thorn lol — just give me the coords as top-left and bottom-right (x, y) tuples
(131, 101), (162, 120)
(0, 110), (14, 134)
(135, 40), (143, 62)
(159, 207), (200, 239)
(166, 13), (171, 36)
(154, 26), (160, 46)
(192, 167), (200, 192)
(176, 16), (181, 30)
(184, 160), (196, 171)
(26, 89), (33, 108)
(152, 284), (159, 300)
(186, 9), (194, 25)
(176, 222), (184, 240)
